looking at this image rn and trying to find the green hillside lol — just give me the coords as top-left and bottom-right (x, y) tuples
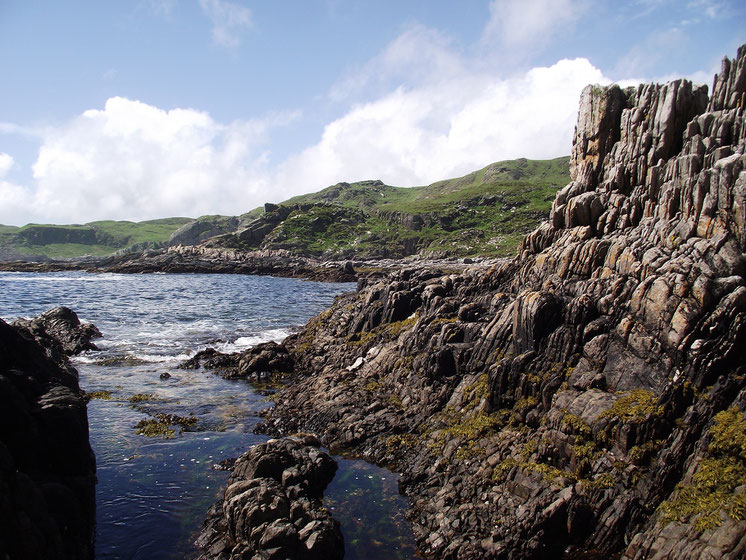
(0, 217), (193, 259)
(264, 156), (569, 258)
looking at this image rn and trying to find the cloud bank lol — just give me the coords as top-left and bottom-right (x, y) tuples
(10, 98), (294, 224)
(276, 57), (606, 197)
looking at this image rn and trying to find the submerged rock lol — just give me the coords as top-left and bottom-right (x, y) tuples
(196, 436), (343, 560)
(0, 313), (96, 559)
(258, 45), (746, 558)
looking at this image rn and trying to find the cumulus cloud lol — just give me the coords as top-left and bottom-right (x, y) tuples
(14, 97), (296, 224)
(0, 153), (36, 226)
(276, 57), (607, 198)
(199, 0), (252, 47)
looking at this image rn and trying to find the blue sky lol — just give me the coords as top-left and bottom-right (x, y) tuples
(0, 0), (743, 225)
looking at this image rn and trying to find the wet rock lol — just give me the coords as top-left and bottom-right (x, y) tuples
(178, 347), (241, 373)
(0, 315), (96, 559)
(236, 342), (293, 381)
(12, 306), (102, 362)
(196, 436), (343, 560)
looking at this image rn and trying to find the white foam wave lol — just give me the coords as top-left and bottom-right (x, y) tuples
(215, 328), (291, 353)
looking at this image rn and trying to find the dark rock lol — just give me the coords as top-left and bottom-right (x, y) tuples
(236, 342), (293, 380)
(178, 347), (241, 372)
(12, 306), (102, 361)
(196, 436), (343, 560)
(0, 315), (96, 560)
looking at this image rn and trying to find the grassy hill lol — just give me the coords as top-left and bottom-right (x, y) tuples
(0, 218), (193, 259)
(0, 156), (570, 261)
(263, 156), (569, 258)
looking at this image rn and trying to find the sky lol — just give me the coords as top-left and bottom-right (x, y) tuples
(0, 0), (744, 226)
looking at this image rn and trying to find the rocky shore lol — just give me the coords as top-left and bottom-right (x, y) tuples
(0, 308), (99, 559)
(0, 247), (359, 283)
(0, 245), (491, 284)
(241, 46), (746, 558)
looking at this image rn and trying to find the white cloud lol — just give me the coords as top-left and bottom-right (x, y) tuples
(687, 0), (728, 19)
(276, 57), (607, 199)
(0, 153), (36, 226)
(483, 0), (588, 50)
(0, 153), (13, 177)
(145, 0), (177, 17)
(10, 97), (296, 225)
(329, 25), (464, 102)
(199, 0), (252, 48)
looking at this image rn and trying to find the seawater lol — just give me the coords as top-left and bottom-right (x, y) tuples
(0, 271), (417, 559)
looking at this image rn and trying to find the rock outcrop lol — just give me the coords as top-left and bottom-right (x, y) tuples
(179, 341), (293, 381)
(196, 435), (343, 560)
(258, 45), (746, 558)
(0, 309), (97, 559)
(12, 306), (102, 360)
(0, 247), (359, 283)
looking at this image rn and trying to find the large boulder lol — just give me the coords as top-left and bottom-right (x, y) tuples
(13, 306), (101, 361)
(196, 436), (343, 560)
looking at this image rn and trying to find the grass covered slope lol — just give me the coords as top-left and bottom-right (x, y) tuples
(260, 156), (570, 258)
(0, 217), (192, 259)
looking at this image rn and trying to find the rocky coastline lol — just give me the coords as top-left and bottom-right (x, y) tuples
(228, 46), (746, 558)
(0, 307), (100, 559)
(0, 245), (491, 284)
(0, 247), (360, 283)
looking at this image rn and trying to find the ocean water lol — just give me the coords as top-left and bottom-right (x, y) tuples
(0, 271), (417, 559)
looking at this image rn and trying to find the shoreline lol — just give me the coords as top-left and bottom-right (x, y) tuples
(0, 245), (500, 283)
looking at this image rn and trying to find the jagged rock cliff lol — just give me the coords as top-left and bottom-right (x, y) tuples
(0, 308), (99, 559)
(258, 46), (746, 558)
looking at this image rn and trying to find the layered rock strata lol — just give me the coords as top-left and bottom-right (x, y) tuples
(258, 46), (746, 558)
(0, 308), (98, 559)
(196, 435), (343, 560)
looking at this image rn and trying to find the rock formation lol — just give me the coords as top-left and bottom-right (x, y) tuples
(257, 45), (746, 558)
(12, 306), (102, 360)
(196, 435), (343, 560)
(179, 341), (293, 381)
(0, 308), (98, 559)
(0, 247), (359, 283)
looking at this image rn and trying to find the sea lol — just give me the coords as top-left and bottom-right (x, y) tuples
(0, 271), (417, 559)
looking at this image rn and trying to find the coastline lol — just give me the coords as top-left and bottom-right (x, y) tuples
(0, 245), (497, 283)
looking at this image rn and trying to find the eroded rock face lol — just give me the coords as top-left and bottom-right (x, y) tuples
(0, 313), (96, 559)
(259, 45), (746, 558)
(196, 436), (343, 560)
